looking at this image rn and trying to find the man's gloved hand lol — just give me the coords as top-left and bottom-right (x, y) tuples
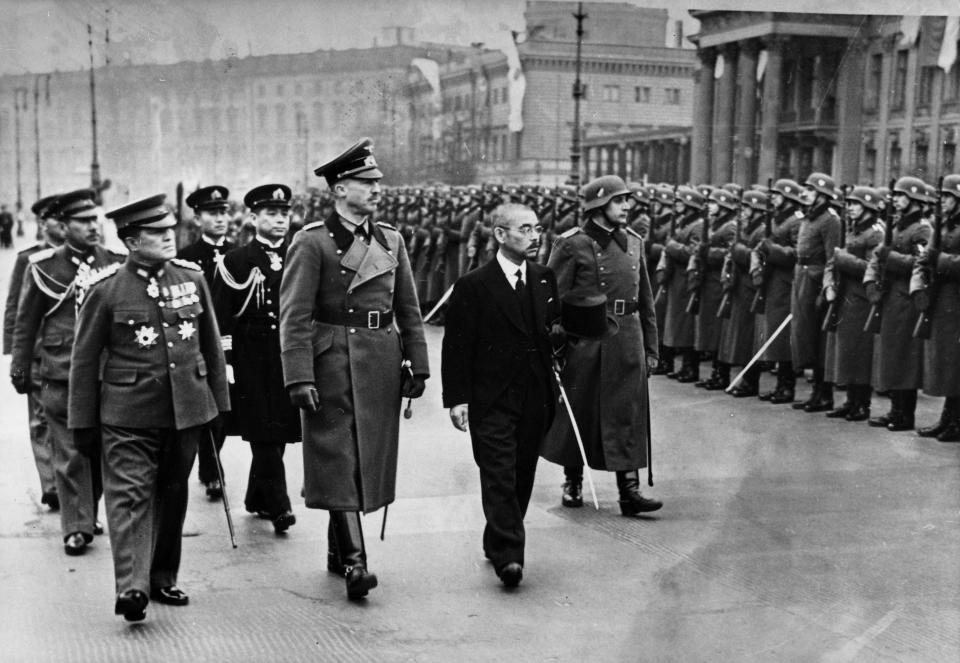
(10, 368), (31, 395)
(73, 428), (100, 458)
(401, 373), (427, 399)
(289, 382), (320, 412)
(865, 281), (882, 304)
(876, 245), (891, 262)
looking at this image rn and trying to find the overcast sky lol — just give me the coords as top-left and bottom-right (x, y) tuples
(0, 0), (957, 76)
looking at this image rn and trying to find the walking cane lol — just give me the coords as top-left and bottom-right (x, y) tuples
(645, 387), (653, 487)
(209, 430), (237, 549)
(423, 284), (455, 323)
(725, 313), (793, 393)
(552, 361), (599, 510)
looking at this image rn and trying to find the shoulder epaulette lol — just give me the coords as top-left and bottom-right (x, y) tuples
(169, 257), (202, 272)
(302, 220), (324, 232)
(625, 227), (643, 240)
(17, 242), (41, 255)
(108, 245), (129, 256)
(560, 227), (580, 238)
(85, 262), (122, 288)
(27, 247), (56, 263)
(376, 221), (397, 231)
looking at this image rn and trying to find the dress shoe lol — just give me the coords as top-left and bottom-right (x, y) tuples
(150, 585), (189, 606)
(561, 475), (583, 508)
(64, 532), (87, 556)
(41, 491), (59, 511)
(868, 413), (894, 428)
(272, 511), (296, 534)
(93, 521), (104, 535)
(205, 480), (223, 500)
(917, 419), (949, 438)
(768, 388), (795, 404)
(803, 396), (834, 413)
(665, 370), (681, 380)
(651, 361), (672, 376)
(616, 470), (663, 515)
(676, 371), (700, 384)
(937, 420), (960, 442)
(886, 415), (914, 432)
(704, 377), (730, 391)
(757, 389), (776, 401)
(497, 562), (523, 588)
(826, 403), (852, 419)
(345, 565), (378, 600)
(729, 383), (758, 398)
(845, 404), (871, 422)
(115, 589), (148, 622)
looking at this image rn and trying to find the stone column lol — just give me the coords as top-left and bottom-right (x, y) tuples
(712, 42), (738, 183)
(690, 47), (716, 183)
(758, 36), (788, 182)
(733, 40), (759, 185)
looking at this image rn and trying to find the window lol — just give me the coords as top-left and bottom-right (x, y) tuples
(889, 135), (902, 178)
(257, 105), (267, 131)
(602, 85), (620, 102)
(781, 59), (796, 112)
(946, 63), (960, 102)
(914, 137), (929, 177)
(798, 57), (815, 108)
(917, 66), (936, 108)
(865, 53), (883, 110)
(501, 86), (508, 103)
(635, 86), (650, 103)
(275, 104), (286, 131)
(891, 49), (908, 110)
(864, 144), (877, 185)
(664, 88), (681, 105)
(276, 84), (285, 96)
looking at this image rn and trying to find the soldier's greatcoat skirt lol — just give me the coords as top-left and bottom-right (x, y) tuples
(695, 218), (736, 353)
(917, 220), (960, 396)
(823, 222), (882, 385)
(755, 210), (803, 362)
(542, 222), (658, 471)
(790, 205), (842, 368)
(662, 216), (699, 348)
(865, 212), (932, 391)
(718, 225), (764, 366)
(280, 215), (428, 513)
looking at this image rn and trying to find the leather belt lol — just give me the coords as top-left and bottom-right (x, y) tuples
(314, 310), (393, 329)
(797, 257), (824, 267)
(608, 299), (639, 315)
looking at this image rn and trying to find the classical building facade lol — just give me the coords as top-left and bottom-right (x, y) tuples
(689, 12), (960, 186)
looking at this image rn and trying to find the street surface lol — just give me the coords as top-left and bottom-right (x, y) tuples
(0, 231), (957, 662)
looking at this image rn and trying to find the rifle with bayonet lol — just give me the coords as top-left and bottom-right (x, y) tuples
(863, 179), (897, 334)
(749, 177), (774, 314)
(717, 202), (741, 319)
(822, 185), (850, 332)
(912, 175), (944, 339)
(685, 201), (709, 315)
(653, 185), (678, 306)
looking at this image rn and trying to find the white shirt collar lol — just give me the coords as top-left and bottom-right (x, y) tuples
(496, 250), (526, 288)
(255, 235), (284, 249)
(201, 234), (226, 247)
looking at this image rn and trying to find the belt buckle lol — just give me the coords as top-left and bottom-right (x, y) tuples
(367, 311), (380, 329)
(613, 299), (626, 315)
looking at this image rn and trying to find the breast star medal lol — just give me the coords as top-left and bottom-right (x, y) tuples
(134, 325), (159, 348)
(178, 321), (196, 341)
(266, 251), (283, 272)
(146, 278), (160, 299)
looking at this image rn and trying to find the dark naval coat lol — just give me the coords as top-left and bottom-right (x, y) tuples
(279, 213), (429, 513)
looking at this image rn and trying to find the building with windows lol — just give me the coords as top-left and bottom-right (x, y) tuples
(688, 12), (960, 186)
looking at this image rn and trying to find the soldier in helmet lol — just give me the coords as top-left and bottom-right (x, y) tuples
(789, 173), (843, 413)
(542, 175), (661, 516)
(822, 186), (883, 421)
(911, 174), (960, 441)
(864, 176), (933, 431)
(753, 178), (804, 403)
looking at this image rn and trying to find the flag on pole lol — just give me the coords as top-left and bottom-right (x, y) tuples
(899, 15), (922, 48)
(939, 16), (960, 73)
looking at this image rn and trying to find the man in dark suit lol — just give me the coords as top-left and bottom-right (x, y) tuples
(68, 194), (229, 622)
(441, 202), (560, 588)
(178, 185), (235, 500)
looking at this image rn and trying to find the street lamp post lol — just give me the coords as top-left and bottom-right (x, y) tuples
(570, 2), (587, 225)
(87, 24), (102, 200)
(13, 87), (28, 228)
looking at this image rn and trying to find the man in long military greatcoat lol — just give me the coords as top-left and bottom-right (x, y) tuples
(542, 175), (662, 516)
(68, 194), (229, 622)
(279, 138), (429, 600)
(11, 189), (126, 555)
(213, 184), (302, 534)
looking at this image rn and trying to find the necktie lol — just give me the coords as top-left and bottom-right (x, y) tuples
(515, 269), (524, 296)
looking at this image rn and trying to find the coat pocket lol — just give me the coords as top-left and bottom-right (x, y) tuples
(311, 326), (335, 357)
(103, 367), (138, 384)
(196, 356), (208, 377)
(114, 310), (150, 326)
(42, 334), (65, 347)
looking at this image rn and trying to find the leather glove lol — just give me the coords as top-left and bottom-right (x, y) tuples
(823, 285), (837, 303)
(10, 368), (31, 395)
(401, 373), (427, 399)
(289, 382), (320, 412)
(697, 242), (709, 261)
(876, 245), (890, 262)
(655, 269), (667, 285)
(73, 428), (100, 458)
(865, 281), (882, 304)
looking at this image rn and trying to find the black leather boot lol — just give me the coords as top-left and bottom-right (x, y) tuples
(937, 418), (960, 442)
(917, 397), (958, 437)
(615, 470), (662, 516)
(652, 345), (674, 376)
(869, 390), (900, 428)
(887, 390), (916, 431)
(729, 365), (759, 398)
(704, 363), (731, 390)
(676, 350), (700, 383)
(768, 367), (796, 404)
(330, 511), (378, 600)
(804, 382), (834, 413)
(561, 466), (583, 508)
(695, 363), (719, 388)
(846, 385), (872, 421)
(327, 519), (344, 575)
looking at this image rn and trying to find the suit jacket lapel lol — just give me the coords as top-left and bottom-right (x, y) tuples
(480, 259), (527, 335)
(528, 263), (550, 333)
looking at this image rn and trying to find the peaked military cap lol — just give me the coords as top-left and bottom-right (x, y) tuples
(941, 174), (960, 198)
(582, 175), (630, 211)
(49, 188), (99, 221)
(31, 194), (60, 218)
(186, 185), (230, 211)
(106, 194), (175, 232)
(244, 184), (292, 210)
(314, 137), (383, 186)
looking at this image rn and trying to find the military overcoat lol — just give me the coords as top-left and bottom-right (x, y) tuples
(754, 208), (802, 361)
(718, 221), (764, 366)
(661, 213), (700, 348)
(694, 217), (736, 353)
(279, 214), (429, 513)
(541, 221), (658, 471)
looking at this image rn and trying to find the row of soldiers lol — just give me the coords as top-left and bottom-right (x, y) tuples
(368, 173), (959, 442)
